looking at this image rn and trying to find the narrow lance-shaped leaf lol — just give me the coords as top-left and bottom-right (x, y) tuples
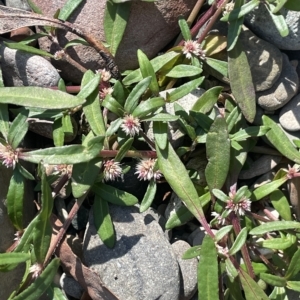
(165, 65), (202, 78)
(0, 253), (30, 265)
(228, 227), (248, 255)
(270, 189), (292, 221)
(267, 3), (289, 37)
(228, 39), (256, 122)
(205, 116), (230, 191)
(58, 0), (83, 21)
(153, 121), (168, 150)
(221, 0), (260, 21)
(285, 249), (300, 280)
(140, 179), (157, 213)
(132, 97), (165, 119)
(198, 235), (219, 300)
(249, 221), (300, 236)
(52, 118), (64, 147)
(0, 104), (9, 140)
(8, 110), (29, 149)
(93, 194), (115, 248)
(178, 16), (191, 40)
(6, 167), (25, 230)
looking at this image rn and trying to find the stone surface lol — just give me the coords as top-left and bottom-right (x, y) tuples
(257, 53), (299, 111)
(0, 42), (61, 87)
(240, 26), (282, 92)
(245, 3), (300, 51)
(5, 0), (30, 10)
(239, 154), (282, 180)
(279, 93), (300, 131)
(31, 0), (198, 83)
(60, 273), (83, 299)
(172, 240), (198, 300)
(145, 88), (206, 149)
(83, 205), (180, 300)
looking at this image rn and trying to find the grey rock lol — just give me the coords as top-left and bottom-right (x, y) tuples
(31, 0), (198, 83)
(145, 88), (206, 149)
(239, 154), (282, 180)
(5, 0), (30, 10)
(245, 3), (300, 50)
(188, 227), (206, 247)
(279, 93), (300, 131)
(251, 171), (275, 189)
(83, 205), (180, 300)
(172, 240), (198, 300)
(0, 42), (61, 87)
(60, 273), (83, 299)
(240, 26), (282, 92)
(257, 53), (299, 111)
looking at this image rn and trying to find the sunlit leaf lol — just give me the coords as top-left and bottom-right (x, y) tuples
(58, 0), (83, 21)
(249, 221), (300, 236)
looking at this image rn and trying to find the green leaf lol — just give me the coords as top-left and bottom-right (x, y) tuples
(153, 121), (168, 150)
(260, 236), (294, 250)
(137, 49), (159, 95)
(21, 136), (104, 164)
(167, 77), (204, 102)
(52, 118), (64, 147)
(77, 71), (101, 100)
(225, 257), (239, 279)
(81, 71), (106, 136)
(0, 253), (30, 265)
(0, 104), (9, 140)
(228, 39), (256, 122)
(259, 273), (286, 287)
(132, 97), (165, 119)
(271, 0), (288, 13)
(0, 87), (85, 109)
(214, 225), (233, 242)
(287, 281), (300, 292)
(212, 189), (229, 202)
(16, 163), (35, 180)
(204, 57), (228, 78)
(33, 167), (53, 263)
(229, 227), (248, 255)
(58, 0), (83, 21)
(140, 180), (157, 213)
(114, 137), (133, 161)
(71, 158), (102, 198)
(239, 268), (269, 300)
(112, 80), (126, 106)
(267, 3), (289, 37)
(93, 195), (115, 248)
(249, 221), (300, 236)
(7, 167), (25, 230)
(198, 235), (219, 299)
(284, 0), (300, 10)
(221, 0), (260, 21)
(156, 141), (206, 225)
(64, 38), (89, 48)
(191, 86), (223, 114)
(12, 258), (60, 300)
(178, 16), (191, 40)
(263, 115), (300, 164)
(142, 113), (179, 122)
(106, 118), (123, 137)
(4, 41), (54, 58)
(270, 189), (292, 221)
(165, 65), (202, 78)
(182, 245), (201, 259)
(190, 110), (213, 131)
(8, 110), (29, 149)
(104, 0), (131, 55)
(102, 94), (125, 117)
(124, 76), (152, 114)
(205, 116), (230, 191)
(92, 182), (138, 206)
(226, 106), (241, 133)
(252, 176), (288, 201)
(230, 126), (269, 142)
(285, 249), (300, 280)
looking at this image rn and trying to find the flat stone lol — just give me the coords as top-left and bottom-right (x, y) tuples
(172, 240), (198, 300)
(145, 88), (206, 149)
(60, 273), (83, 299)
(5, 0), (30, 10)
(30, 0), (197, 83)
(0, 42), (61, 87)
(83, 205), (180, 300)
(245, 3), (300, 50)
(239, 154), (282, 180)
(257, 53), (299, 111)
(240, 26), (282, 92)
(279, 93), (300, 131)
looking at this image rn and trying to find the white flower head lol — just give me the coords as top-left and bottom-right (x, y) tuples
(0, 143), (18, 169)
(120, 115), (141, 137)
(97, 68), (111, 82)
(135, 158), (162, 181)
(225, 198), (251, 216)
(182, 40), (206, 60)
(103, 160), (123, 181)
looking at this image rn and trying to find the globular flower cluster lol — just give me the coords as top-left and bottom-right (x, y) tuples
(0, 143), (18, 169)
(182, 40), (206, 60)
(135, 158), (162, 181)
(120, 115), (142, 137)
(225, 198), (251, 216)
(103, 159), (123, 181)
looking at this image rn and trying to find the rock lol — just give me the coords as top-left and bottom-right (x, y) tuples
(83, 205), (180, 300)
(251, 171), (275, 189)
(257, 53), (299, 111)
(245, 3), (300, 50)
(239, 26), (282, 92)
(279, 93), (300, 131)
(188, 227), (206, 246)
(238, 154), (282, 180)
(60, 273), (83, 299)
(145, 88), (206, 149)
(5, 0), (30, 10)
(172, 240), (198, 300)
(30, 0), (197, 83)
(0, 42), (61, 87)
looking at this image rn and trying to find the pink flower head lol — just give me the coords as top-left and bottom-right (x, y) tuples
(0, 144), (18, 169)
(120, 115), (141, 137)
(182, 40), (206, 60)
(103, 160), (123, 181)
(135, 158), (162, 181)
(225, 198), (251, 216)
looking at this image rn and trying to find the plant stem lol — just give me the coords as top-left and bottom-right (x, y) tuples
(100, 149), (157, 159)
